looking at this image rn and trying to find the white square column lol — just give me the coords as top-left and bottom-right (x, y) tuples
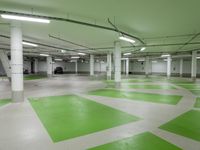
(125, 58), (129, 76)
(47, 56), (53, 77)
(145, 56), (150, 77)
(179, 58), (183, 77)
(90, 54), (94, 76)
(167, 56), (171, 78)
(75, 60), (78, 74)
(11, 21), (24, 102)
(114, 41), (121, 86)
(107, 53), (112, 80)
(34, 58), (38, 74)
(191, 51), (197, 81)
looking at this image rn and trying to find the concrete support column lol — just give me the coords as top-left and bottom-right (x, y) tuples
(90, 55), (94, 76)
(191, 51), (197, 81)
(179, 58), (183, 77)
(75, 60), (78, 74)
(125, 58), (129, 76)
(47, 56), (53, 77)
(114, 41), (121, 86)
(0, 50), (11, 80)
(145, 56), (150, 77)
(34, 58), (38, 74)
(167, 56), (171, 78)
(107, 53), (112, 80)
(11, 21), (24, 102)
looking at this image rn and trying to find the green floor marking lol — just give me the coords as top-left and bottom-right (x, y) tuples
(0, 99), (11, 107)
(127, 84), (176, 89)
(194, 98), (200, 108)
(160, 110), (200, 141)
(176, 84), (200, 90)
(89, 89), (182, 105)
(24, 75), (46, 80)
(175, 83), (200, 96)
(190, 90), (200, 96)
(89, 132), (182, 150)
(107, 84), (176, 90)
(29, 95), (139, 142)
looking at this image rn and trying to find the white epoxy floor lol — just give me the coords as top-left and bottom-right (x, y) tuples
(0, 75), (200, 150)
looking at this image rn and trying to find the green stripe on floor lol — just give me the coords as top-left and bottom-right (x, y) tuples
(0, 99), (11, 107)
(29, 95), (139, 142)
(194, 98), (200, 108)
(159, 110), (200, 142)
(89, 132), (181, 150)
(24, 75), (46, 80)
(176, 84), (200, 90)
(128, 84), (176, 89)
(89, 89), (182, 105)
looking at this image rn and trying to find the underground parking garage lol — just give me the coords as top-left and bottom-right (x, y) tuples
(0, 1), (200, 150)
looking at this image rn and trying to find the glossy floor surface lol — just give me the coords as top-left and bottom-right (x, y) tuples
(0, 75), (200, 150)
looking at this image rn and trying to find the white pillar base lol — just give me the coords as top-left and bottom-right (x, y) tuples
(12, 91), (24, 102)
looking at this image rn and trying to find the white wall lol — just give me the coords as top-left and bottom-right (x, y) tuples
(152, 60), (167, 73)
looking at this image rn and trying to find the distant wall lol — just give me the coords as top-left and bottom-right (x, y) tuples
(0, 58), (200, 76)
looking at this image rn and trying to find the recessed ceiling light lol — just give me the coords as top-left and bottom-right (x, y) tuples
(61, 50), (66, 53)
(123, 53), (131, 56)
(161, 54), (170, 57)
(140, 47), (146, 51)
(40, 54), (49, 57)
(55, 58), (62, 61)
(119, 36), (135, 43)
(71, 56), (80, 59)
(78, 52), (86, 56)
(1, 14), (50, 23)
(22, 42), (38, 47)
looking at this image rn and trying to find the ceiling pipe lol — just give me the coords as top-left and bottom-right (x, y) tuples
(177, 32), (200, 51)
(70, 41), (200, 52)
(0, 10), (145, 44)
(48, 34), (92, 50)
(0, 34), (87, 53)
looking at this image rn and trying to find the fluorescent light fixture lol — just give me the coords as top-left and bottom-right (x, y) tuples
(61, 50), (66, 53)
(71, 56), (80, 59)
(138, 58), (145, 62)
(123, 53), (131, 56)
(197, 57), (200, 59)
(119, 36), (135, 43)
(152, 60), (157, 63)
(78, 52), (86, 56)
(55, 58), (63, 61)
(22, 41), (38, 47)
(1, 14), (50, 23)
(40, 54), (49, 57)
(140, 47), (146, 51)
(161, 54), (170, 57)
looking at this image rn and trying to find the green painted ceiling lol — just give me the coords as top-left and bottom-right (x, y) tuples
(0, 0), (200, 55)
